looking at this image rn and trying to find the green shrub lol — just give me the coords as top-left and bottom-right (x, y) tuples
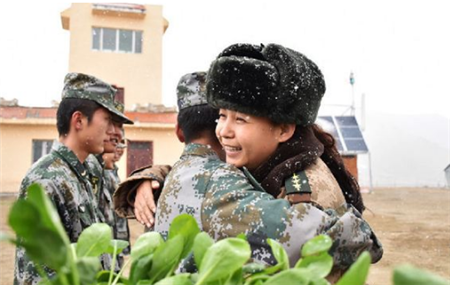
(2, 183), (449, 285)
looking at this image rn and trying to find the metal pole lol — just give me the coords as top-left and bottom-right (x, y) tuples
(361, 93), (366, 131)
(368, 151), (374, 193)
(350, 72), (355, 116)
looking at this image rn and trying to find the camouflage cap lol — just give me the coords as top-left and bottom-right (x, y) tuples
(62, 73), (134, 124)
(113, 100), (133, 125)
(176, 72), (208, 110)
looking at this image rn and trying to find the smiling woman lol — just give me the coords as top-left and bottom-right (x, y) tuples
(207, 43), (364, 211)
(216, 110), (294, 172)
(205, 43), (383, 281)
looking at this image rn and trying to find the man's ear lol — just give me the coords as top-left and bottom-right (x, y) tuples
(71, 111), (84, 131)
(175, 123), (185, 143)
(278, 123), (296, 143)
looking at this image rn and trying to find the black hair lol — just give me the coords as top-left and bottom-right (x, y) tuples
(56, 98), (102, 136)
(177, 105), (219, 143)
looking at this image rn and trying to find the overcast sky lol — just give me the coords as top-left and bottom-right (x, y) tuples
(1, 0), (449, 119)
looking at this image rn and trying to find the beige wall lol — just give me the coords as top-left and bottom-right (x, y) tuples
(0, 120), (182, 194)
(0, 121), (58, 193)
(66, 3), (165, 109)
(0, 4), (174, 194)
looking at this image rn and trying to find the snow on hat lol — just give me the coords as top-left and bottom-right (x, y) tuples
(206, 43), (326, 126)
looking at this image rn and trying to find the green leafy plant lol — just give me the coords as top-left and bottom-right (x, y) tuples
(3, 183), (449, 285)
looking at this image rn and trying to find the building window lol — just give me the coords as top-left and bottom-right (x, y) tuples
(92, 27), (143, 54)
(32, 140), (53, 163)
(126, 140), (153, 176)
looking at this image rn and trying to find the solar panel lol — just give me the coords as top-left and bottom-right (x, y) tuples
(316, 116), (368, 154)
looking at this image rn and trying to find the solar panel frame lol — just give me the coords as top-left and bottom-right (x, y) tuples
(316, 115), (368, 154)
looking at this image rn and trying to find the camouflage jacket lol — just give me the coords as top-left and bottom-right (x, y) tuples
(14, 142), (102, 285)
(113, 164), (171, 219)
(86, 155), (130, 262)
(156, 143), (383, 268)
(104, 167), (131, 254)
(85, 154), (115, 227)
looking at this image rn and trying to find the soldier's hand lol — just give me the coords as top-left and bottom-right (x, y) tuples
(134, 180), (160, 227)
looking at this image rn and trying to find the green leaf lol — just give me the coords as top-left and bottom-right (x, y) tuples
(148, 235), (185, 283)
(309, 277), (331, 285)
(237, 233), (247, 241)
(154, 273), (193, 285)
(393, 264), (450, 285)
(301, 235), (333, 257)
(26, 184), (71, 247)
(244, 274), (270, 285)
(96, 269), (128, 284)
(131, 231), (164, 261)
(96, 270), (113, 282)
(335, 251), (371, 285)
(8, 193), (69, 271)
(197, 238), (251, 284)
(264, 268), (311, 285)
(193, 232), (214, 268)
(267, 238), (290, 271)
(19, 227), (68, 271)
(47, 272), (73, 285)
(190, 273), (199, 283)
(129, 254), (153, 285)
(295, 252), (333, 278)
(76, 223), (112, 257)
(224, 267), (243, 285)
(76, 257), (101, 285)
(105, 239), (130, 255)
(8, 199), (41, 237)
(168, 214), (200, 259)
(262, 263), (284, 275)
(242, 262), (266, 275)
(8, 184), (72, 272)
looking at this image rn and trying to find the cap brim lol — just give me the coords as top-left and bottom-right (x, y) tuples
(103, 104), (134, 125)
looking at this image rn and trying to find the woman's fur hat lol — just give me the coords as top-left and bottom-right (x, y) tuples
(206, 43), (326, 126)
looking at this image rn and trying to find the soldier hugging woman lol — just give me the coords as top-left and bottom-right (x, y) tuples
(116, 43), (383, 284)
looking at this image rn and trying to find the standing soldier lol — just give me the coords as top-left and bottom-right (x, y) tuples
(86, 100), (132, 269)
(106, 130), (131, 257)
(14, 73), (131, 285)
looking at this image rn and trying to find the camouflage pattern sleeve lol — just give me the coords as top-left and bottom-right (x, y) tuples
(15, 180), (60, 285)
(113, 165), (171, 218)
(201, 163), (383, 268)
